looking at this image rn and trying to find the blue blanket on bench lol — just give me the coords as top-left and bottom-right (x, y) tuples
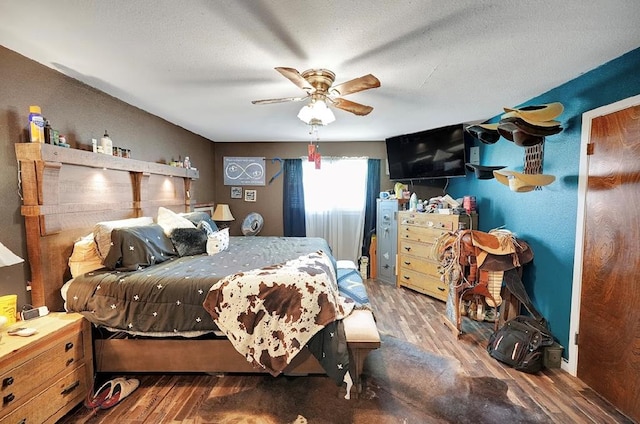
(337, 268), (370, 308)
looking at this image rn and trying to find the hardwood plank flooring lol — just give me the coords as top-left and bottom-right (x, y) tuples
(59, 278), (634, 423)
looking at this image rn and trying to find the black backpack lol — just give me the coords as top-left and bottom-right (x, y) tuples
(486, 269), (554, 373)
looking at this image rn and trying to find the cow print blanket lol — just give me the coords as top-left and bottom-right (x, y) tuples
(203, 250), (354, 379)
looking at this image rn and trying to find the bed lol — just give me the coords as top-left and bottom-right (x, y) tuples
(15, 143), (380, 394)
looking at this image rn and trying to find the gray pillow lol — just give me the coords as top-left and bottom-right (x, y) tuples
(104, 224), (177, 271)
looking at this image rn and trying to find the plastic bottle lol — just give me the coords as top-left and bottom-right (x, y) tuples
(184, 156), (191, 169)
(409, 192), (418, 211)
(28, 106), (45, 143)
(100, 130), (113, 155)
(44, 119), (52, 144)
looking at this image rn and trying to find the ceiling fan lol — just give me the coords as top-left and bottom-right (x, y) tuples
(252, 67), (380, 125)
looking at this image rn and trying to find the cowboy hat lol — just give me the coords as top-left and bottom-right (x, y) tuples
(503, 102), (564, 122)
(465, 123), (500, 144)
(500, 112), (563, 136)
(493, 169), (555, 192)
(497, 122), (544, 147)
(465, 163), (506, 179)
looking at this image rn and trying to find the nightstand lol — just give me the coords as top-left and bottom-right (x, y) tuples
(0, 312), (93, 423)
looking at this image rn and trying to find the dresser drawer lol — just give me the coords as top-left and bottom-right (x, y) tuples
(0, 328), (85, 413)
(399, 213), (458, 230)
(2, 363), (88, 424)
(398, 254), (441, 278)
(399, 224), (448, 243)
(397, 268), (449, 301)
(398, 239), (436, 259)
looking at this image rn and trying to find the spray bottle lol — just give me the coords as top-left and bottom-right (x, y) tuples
(28, 106), (45, 143)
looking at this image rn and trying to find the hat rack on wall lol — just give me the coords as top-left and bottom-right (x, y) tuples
(464, 102), (564, 192)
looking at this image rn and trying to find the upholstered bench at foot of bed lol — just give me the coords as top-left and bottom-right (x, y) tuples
(343, 309), (380, 394)
(336, 260), (381, 395)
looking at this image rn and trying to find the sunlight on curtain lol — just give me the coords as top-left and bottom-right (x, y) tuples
(302, 158), (368, 263)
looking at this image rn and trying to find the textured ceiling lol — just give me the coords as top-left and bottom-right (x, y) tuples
(2, 1), (640, 142)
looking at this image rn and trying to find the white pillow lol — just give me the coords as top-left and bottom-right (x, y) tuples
(93, 216), (154, 260)
(157, 206), (196, 236)
(207, 228), (229, 255)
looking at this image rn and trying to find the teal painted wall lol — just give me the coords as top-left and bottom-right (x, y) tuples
(447, 47), (640, 358)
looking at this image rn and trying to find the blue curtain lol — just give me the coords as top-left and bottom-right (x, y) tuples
(361, 159), (380, 257)
(283, 159), (306, 236)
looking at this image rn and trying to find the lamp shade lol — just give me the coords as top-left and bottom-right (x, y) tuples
(0, 242), (24, 267)
(212, 204), (235, 221)
(298, 99), (335, 125)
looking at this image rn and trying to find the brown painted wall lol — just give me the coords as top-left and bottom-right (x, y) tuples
(0, 46), (216, 309)
(213, 142), (446, 236)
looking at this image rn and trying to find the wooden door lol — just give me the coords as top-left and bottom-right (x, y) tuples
(578, 104), (640, 422)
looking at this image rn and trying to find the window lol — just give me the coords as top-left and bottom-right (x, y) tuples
(302, 158), (368, 262)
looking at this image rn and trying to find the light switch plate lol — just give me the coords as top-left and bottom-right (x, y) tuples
(469, 146), (480, 165)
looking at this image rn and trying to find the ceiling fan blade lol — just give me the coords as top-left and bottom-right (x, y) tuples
(332, 98), (374, 116)
(252, 95), (309, 105)
(275, 67), (314, 92)
(330, 74), (380, 96)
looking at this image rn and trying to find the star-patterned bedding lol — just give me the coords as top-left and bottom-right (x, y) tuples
(64, 236), (336, 336)
(203, 250), (354, 379)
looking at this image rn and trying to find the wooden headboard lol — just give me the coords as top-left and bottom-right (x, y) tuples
(15, 143), (199, 311)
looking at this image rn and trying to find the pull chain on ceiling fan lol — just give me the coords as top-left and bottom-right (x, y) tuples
(252, 67), (381, 126)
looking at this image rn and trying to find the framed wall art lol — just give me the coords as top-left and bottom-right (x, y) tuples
(231, 186), (243, 199)
(244, 189), (257, 202)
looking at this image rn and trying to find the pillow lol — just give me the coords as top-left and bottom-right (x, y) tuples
(157, 206), (196, 236)
(169, 222), (209, 256)
(179, 211), (219, 233)
(103, 224), (177, 271)
(207, 228), (229, 255)
(68, 233), (104, 277)
(93, 216), (154, 260)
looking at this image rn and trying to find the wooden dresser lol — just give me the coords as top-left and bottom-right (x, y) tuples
(396, 211), (476, 301)
(0, 313), (93, 423)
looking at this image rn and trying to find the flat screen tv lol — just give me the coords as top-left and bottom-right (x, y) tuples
(385, 123), (467, 180)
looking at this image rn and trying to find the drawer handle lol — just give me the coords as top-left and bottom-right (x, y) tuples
(65, 342), (74, 351)
(403, 261), (411, 265)
(404, 246), (411, 251)
(66, 358), (75, 366)
(438, 287), (445, 291)
(2, 376), (13, 387)
(3, 393), (15, 404)
(403, 275), (410, 280)
(18, 419), (26, 424)
(61, 380), (80, 396)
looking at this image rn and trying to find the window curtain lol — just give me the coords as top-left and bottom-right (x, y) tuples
(361, 159), (380, 257)
(283, 159), (306, 237)
(303, 158), (368, 263)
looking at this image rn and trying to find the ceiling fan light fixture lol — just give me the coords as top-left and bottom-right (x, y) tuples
(297, 99), (335, 125)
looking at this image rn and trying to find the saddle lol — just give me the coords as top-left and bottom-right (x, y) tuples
(438, 228), (534, 329)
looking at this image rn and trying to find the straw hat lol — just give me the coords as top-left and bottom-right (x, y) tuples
(493, 170), (555, 192)
(503, 102), (564, 122)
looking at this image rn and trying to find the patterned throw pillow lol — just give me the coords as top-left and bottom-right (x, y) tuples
(206, 228), (229, 255)
(93, 216), (154, 260)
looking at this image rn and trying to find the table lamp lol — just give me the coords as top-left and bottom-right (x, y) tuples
(212, 204), (234, 229)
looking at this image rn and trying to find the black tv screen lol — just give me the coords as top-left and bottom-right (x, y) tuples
(385, 124), (467, 180)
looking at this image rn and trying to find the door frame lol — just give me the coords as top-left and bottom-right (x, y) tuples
(568, 93), (640, 375)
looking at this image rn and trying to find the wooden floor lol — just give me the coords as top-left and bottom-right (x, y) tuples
(59, 278), (634, 423)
